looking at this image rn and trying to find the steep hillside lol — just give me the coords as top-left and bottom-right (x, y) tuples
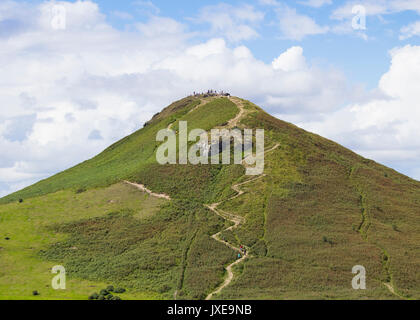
(0, 95), (419, 300)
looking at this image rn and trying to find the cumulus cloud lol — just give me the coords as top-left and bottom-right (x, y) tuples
(0, 1), (174, 196)
(400, 21), (420, 40)
(132, 0), (160, 15)
(259, 2), (330, 40)
(330, 0), (420, 41)
(276, 5), (329, 40)
(258, 0), (279, 6)
(136, 15), (186, 37)
(111, 11), (134, 20)
(332, 0), (420, 20)
(192, 3), (264, 42)
(272, 46), (307, 72)
(3, 114), (37, 142)
(298, 0), (333, 8)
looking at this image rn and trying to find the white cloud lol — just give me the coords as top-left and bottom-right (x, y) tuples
(257, 2), (330, 40)
(332, 0), (420, 20)
(330, 1), (420, 41)
(258, 0), (279, 6)
(111, 11), (134, 20)
(132, 0), (160, 15)
(276, 5), (329, 40)
(330, 20), (369, 40)
(136, 16), (186, 37)
(400, 21), (420, 39)
(298, 0), (332, 8)
(272, 46), (307, 72)
(192, 3), (264, 42)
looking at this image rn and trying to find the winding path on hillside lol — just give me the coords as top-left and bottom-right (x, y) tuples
(204, 97), (279, 300)
(204, 174), (267, 300)
(227, 97), (246, 128)
(204, 148), (279, 300)
(125, 96), (279, 300)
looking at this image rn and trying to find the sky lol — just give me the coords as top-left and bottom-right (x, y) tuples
(1, 0), (420, 197)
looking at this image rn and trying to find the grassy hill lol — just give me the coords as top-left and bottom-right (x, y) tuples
(0, 95), (419, 300)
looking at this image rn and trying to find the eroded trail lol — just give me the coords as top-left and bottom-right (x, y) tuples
(124, 181), (171, 200)
(227, 97), (246, 128)
(205, 174), (266, 300)
(205, 98), (279, 300)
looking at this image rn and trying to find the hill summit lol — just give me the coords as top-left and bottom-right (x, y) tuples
(0, 95), (419, 300)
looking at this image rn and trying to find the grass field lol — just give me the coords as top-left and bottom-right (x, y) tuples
(0, 183), (165, 299)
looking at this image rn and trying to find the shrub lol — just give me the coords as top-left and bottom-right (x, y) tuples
(106, 294), (114, 300)
(321, 236), (334, 245)
(114, 287), (126, 293)
(326, 237), (334, 246)
(75, 187), (87, 194)
(106, 285), (115, 292)
(99, 289), (109, 296)
(88, 292), (99, 300)
(112, 296), (121, 300)
(32, 290), (40, 296)
(19, 199), (23, 203)
(98, 295), (105, 300)
(159, 285), (171, 293)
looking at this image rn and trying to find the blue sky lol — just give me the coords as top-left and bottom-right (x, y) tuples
(15, 0), (420, 86)
(1, 0), (420, 196)
(20, 0), (419, 87)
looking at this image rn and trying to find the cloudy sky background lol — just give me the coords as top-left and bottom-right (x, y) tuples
(1, 0), (420, 196)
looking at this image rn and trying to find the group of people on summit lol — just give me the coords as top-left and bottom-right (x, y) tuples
(192, 90), (230, 97)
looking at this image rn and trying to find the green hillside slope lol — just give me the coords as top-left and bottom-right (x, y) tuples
(0, 95), (419, 300)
